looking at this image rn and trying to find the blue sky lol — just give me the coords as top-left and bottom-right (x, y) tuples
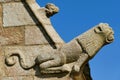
(37, 0), (120, 80)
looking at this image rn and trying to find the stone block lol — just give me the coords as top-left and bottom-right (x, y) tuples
(1, 27), (24, 45)
(25, 26), (48, 45)
(3, 2), (35, 27)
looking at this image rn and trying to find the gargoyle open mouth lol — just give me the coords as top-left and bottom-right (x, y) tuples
(106, 32), (114, 43)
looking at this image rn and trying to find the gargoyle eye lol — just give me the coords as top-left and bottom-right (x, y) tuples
(94, 26), (103, 33)
(97, 26), (102, 31)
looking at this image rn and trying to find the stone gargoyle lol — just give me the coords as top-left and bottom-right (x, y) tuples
(3, 1), (114, 80)
(36, 23), (114, 74)
(5, 23), (114, 74)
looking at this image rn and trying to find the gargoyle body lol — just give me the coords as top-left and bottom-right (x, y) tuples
(2, 1), (114, 80)
(36, 23), (114, 73)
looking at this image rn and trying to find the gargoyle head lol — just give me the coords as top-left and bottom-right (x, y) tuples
(94, 23), (114, 44)
(72, 23), (114, 57)
(45, 3), (59, 17)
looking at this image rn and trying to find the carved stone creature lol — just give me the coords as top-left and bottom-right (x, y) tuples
(2, 1), (114, 79)
(36, 23), (114, 73)
(45, 3), (59, 17)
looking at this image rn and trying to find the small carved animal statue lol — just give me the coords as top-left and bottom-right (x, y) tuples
(36, 23), (114, 73)
(45, 3), (59, 17)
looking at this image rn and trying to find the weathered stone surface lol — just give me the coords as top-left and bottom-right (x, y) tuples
(0, 47), (6, 77)
(4, 45), (53, 76)
(14, 0), (21, 2)
(44, 24), (64, 44)
(25, 26), (48, 45)
(3, 2), (35, 27)
(1, 76), (33, 80)
(0, 0), (21, 2)
(1, 27), (24, 45)
(0, 4), (2, 27)
(0, 0), (114, 80)
(5, 61), (34, 76)
(26, 2), (64, 46)
(0, 36), (8, 45)
(34, 75), (71, 80)
(0, 0), (12, 2)
(45, 3), (59, 17)
(36, 23), (114, 77)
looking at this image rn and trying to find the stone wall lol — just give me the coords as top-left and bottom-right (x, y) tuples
(0, 0), (92, 80)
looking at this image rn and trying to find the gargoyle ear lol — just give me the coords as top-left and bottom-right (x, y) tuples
(94, 26), (103, 33)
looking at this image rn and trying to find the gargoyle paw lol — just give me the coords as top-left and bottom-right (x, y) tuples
(72, 65), (80, 73)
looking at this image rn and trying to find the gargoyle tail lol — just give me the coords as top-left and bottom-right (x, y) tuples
(5, 50), (36, 70)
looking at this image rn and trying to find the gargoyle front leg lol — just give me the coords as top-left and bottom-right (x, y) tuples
(40, 53), (89, 74)
(40, 65), (71, 74)
(72, 53), (89, 73)
(36, 51), (66, 74)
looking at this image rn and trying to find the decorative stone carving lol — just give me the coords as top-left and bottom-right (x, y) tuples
(45, 3), (59, 17)
(4, 23), (114, 78)
(36, 23), (114, 74)
(0, 0), (114, 80)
